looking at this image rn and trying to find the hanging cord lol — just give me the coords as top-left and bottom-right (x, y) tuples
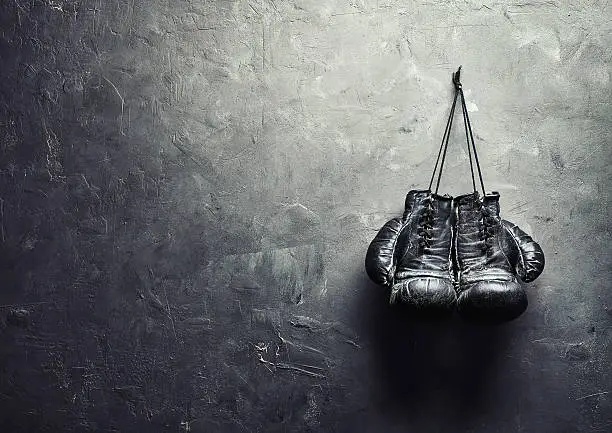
(428, 78), (460, 193)
(456, 68), (477, 193)
(459, 87), (486, 195)
(428, 66), (487, 196)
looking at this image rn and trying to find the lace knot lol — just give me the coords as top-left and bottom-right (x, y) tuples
(418, 196), (436, 248)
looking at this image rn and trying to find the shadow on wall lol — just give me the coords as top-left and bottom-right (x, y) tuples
(355, 275), (515, 430)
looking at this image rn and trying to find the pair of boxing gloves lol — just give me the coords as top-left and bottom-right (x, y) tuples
(365, 189), (545, 322)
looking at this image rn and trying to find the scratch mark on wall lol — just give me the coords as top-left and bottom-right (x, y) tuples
(171, 133), (207, 170)
(276, 363), (325, 379)
(42, 123), (65, 182)
(255, 341), (326, 379)
(102, 75), (126, 136)
(575, 391), (609, 400)
(344, 339), (361, 349)
(276, 330), (326, 356)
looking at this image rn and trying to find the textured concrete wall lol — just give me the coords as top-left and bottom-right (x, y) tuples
(0, 0), (610, 432)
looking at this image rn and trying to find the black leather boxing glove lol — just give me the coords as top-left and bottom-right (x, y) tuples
(366, 190), (457, 313)
(454, 191), (545, 322)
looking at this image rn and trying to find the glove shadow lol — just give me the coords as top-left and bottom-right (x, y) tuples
(355, 274), (517, 430)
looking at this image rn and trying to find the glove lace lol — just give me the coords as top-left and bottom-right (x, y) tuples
(418, 196), (435, 248)
(479, 204), (496, 253)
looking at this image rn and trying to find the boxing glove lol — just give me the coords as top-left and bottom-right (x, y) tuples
(366, 190), (456, 313)
(454, 191), (545, 322)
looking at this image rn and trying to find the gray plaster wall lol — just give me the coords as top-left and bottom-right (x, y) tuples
(0, 0), (611, 432)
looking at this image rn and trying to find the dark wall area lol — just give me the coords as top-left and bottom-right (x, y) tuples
(1, 1), (611, 432)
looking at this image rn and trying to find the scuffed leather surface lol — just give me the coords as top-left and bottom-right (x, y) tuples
(455, 192), (515, 280)
(457, 280), (528, 322)
(391, 277), (457, 311)
(365, 217), (404, 286)
(455, 191), (545, 321)
(365, 190), (455, 310)
(501, 220), (545, 283)
(395, 192), (454, 278)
